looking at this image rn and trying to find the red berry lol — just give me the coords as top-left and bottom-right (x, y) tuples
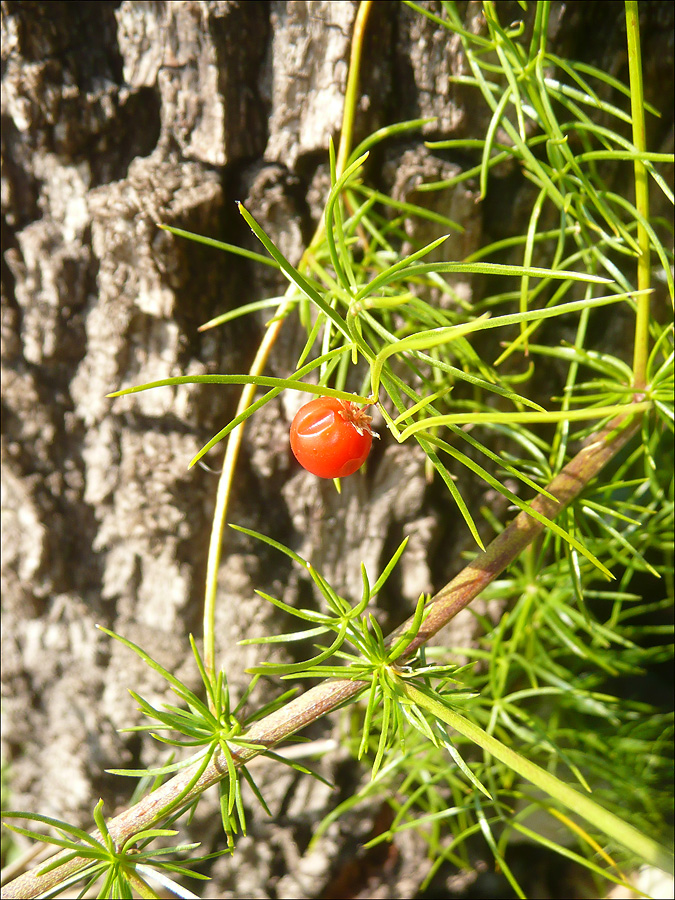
(290, 397), (375, 479)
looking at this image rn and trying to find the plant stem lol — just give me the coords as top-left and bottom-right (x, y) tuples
(3, 407), (644, 900)
(401, 681), (673, 873)
(625, 1), (651, 390)
(385, 413), (642, 656)
(337, 0), (373, 179)
(202, 0), (374, 686)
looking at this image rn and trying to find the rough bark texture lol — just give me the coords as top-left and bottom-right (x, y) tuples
(1, 2), (672, 898)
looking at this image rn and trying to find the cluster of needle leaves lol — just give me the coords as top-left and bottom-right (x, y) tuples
(2, 2), (673, 899)
(3, 800), (211, 900)
(234, 526), (478, 783)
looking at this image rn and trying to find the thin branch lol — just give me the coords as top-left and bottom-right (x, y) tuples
(625, 1), (652, 389)
(202, 0), (374, 685)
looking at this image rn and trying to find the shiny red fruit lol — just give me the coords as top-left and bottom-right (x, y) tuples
(290, 397), (375, 479)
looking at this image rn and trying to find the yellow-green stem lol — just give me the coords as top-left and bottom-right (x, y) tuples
(203, 0), (374, 686)
(401, 682), (673, 874)
(625, 1), (651, 390)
